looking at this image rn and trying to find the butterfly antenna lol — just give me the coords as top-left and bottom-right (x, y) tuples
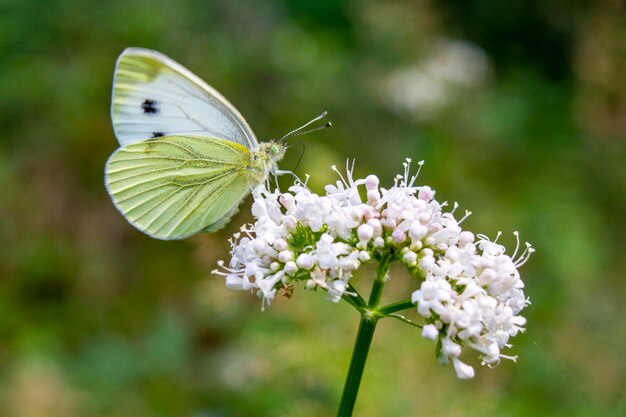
(280, 111), (331, 142)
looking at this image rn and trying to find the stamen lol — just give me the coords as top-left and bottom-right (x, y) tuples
(514, 244), (535, 267)
(332, 164), (349, 187)
(511, 231), (521, 259)
(403, 159), (411, 185)
(458, 210), (472, 224)
(344, 159), (357, 185)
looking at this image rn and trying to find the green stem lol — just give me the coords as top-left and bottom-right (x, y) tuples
(368, 253), (391, 308)
(336, 254), (392, 417)
(387, 313), (422, 329)
(336, 315), (378, 417)
(378, 298), (414, 315)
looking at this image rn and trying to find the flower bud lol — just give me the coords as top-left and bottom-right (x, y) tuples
(418, 212), (431, 224)
(392, 228), (406, 244)
(357, 223), (374, 245)
(459, 231), (475, 247)
(367, 189), (380, 205)
(419, 255), (435, 270)
(367, 219), (382, 236)
(480, 268), (497, 281)
(402, 251), (417, 265)
(452, 358), (475, 379)
(274, 238), (288, 252)
(284, 261), (298, 276)
(296, 253), (315, 270)
(410, 240), (423, 251)
(442, 338), (462, 357)
(365, 174), (379, 190)
(282, 215), (297, 230)
(278, 250), (293, 263)
(422, 324), (439, 340)
(279, 193), (295, 209)
(418, 186), (434, 201)
(409, 224), (427, 241)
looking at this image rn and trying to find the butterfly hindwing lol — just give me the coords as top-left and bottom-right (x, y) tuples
(111, 47), (258, 149)
(105, 135), (253, 240)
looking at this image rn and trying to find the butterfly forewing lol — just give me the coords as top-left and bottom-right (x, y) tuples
(111, 48), (258, 149)
(105, 135), (253, 240)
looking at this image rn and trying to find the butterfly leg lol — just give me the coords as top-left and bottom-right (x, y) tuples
(274, 169), (305, 186)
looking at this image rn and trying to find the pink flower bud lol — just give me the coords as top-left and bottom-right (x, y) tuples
(279, 193), (295, 209)
(282, 215), (297, 230)
(418, 186), (434, 201)
(274, 238), (288, 252)
(365, 174), (379, 191)
(367, 190), (380, 205)
(392, 228), (406, 244)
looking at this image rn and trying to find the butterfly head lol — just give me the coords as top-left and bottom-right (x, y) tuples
(257, 141), (286, 166)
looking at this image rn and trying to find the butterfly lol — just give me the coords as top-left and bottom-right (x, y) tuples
(104, 47), (291, 240)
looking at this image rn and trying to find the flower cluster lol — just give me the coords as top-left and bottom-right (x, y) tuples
(213, 159), (532, 378)
(411, 232), (532, 378)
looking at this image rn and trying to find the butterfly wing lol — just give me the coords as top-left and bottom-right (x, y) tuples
(111, 47), (258, 149)
(105, 135), (254, 240)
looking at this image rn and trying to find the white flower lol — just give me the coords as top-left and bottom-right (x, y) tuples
(421, 324), (439, 340)
(411, 278), (453, 316)
(213, 159), (532, 379)
(452, 357), (475, 379)
(296, 253), (314, 270)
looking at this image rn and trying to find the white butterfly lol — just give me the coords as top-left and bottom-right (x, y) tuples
(105, 47), (287, 240)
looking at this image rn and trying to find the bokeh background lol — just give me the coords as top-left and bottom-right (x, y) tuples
(1, 1), (625, 416)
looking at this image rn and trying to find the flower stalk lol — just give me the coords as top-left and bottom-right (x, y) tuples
(336, 253), (391, 417)
(336, 313), (378, 417)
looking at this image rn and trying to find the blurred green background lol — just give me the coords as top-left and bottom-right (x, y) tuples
(1, 0), (625, 416)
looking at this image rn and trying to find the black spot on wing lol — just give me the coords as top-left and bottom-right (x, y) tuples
(142, 99), (159, 114)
